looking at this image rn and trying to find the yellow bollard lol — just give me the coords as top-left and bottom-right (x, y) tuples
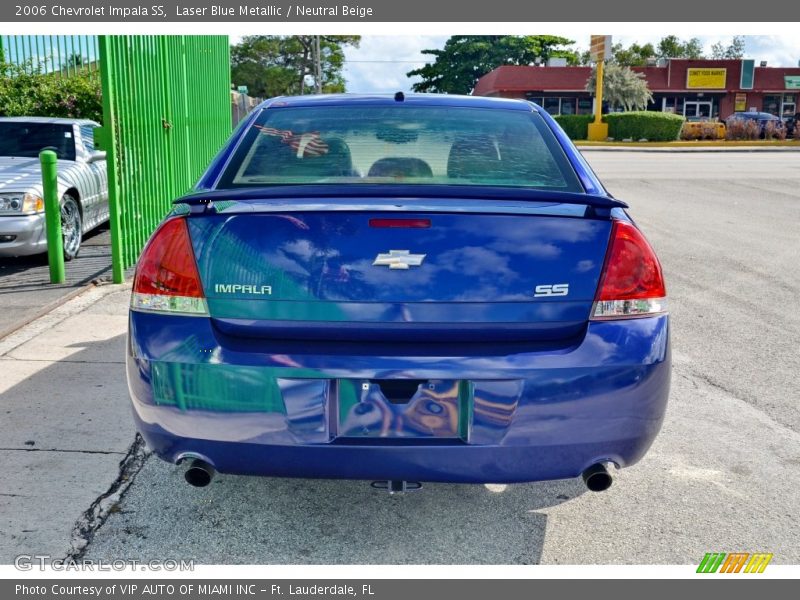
(588, 61), (609, 141)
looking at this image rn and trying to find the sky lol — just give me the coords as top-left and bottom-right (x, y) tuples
(342, 35), (800, 93)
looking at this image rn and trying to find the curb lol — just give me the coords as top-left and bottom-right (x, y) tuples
(0, 282), (98, 342)
(0, 275), (125, 344)
(0, 280), (130, 357)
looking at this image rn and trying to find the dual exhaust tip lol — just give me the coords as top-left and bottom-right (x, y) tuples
(184, 458), (215, 488)
(582, 462), (613, 492)
(182, 458), (613, 492)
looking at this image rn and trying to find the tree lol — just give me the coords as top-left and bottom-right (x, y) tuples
(407, 35), (579, 95)
(230, 35), (360, 98)
(585, 63), (653, 111)
(611, 42), (657, 66)
(710, 36), (746, 60)
(656, 36), (704, 59)
(65, 53), (84, 68)
(584, 36), (705, 67)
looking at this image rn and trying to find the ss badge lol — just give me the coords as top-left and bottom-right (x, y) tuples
(534, 283), (569, 297)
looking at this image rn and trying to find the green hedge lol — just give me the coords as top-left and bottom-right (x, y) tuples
(554, 111), (685, 141)
(553, 114), (594, 141)
(604, 111), (685, 142)
(0, 62), (103, 123)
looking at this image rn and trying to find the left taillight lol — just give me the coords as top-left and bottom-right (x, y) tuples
(131, 218), (208, 316)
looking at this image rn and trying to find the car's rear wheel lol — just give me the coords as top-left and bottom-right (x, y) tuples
(61, 194), (82, 261)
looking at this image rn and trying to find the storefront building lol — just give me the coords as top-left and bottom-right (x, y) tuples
(473, 59), (800, 121)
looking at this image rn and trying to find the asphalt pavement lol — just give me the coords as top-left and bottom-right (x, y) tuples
(1, 152), (798, 565)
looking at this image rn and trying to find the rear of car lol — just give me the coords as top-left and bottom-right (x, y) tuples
(126, 95), (670, 489)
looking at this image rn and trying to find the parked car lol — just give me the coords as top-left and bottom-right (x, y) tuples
(726, 111), (784, 138)
(127, 94), (670, 493)
(0, 117), (108, 260)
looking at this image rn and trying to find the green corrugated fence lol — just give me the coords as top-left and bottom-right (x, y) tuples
(97, 35), (232, 281)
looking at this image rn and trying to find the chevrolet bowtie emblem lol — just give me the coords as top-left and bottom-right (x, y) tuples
(372, 250), (427, 269)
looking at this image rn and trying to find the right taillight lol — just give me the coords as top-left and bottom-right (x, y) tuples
(591, 219), (667, 320)
(131, 217), (208, 316)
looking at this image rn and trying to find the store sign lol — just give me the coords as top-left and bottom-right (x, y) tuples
(785, 76), (800, 89)
(735, 93), (747, 111)
(687, 68), (727, 89)
(589, 35), (612, 61)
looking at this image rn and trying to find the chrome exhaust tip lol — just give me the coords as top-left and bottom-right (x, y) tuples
(184, 458), (215, 488)
(582, 463), (613, 492)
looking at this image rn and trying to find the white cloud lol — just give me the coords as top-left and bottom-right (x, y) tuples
(342, 35), (447, 93)
(745, 36), (800, 67)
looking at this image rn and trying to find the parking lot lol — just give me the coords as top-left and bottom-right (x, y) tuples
(1, 151), (799, 565)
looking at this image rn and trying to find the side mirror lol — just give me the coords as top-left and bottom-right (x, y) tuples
(87, 151), (106, 164)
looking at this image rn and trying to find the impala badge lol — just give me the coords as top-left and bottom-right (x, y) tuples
(372, 250), (426, 269)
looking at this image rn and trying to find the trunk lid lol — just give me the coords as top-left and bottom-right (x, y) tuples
(186, 201), (612, 342)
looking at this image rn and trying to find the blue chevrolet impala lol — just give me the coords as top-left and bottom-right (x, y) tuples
(127, 94), (670, 492)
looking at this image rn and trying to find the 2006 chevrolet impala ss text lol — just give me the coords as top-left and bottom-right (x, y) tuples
(126, 93), (670, 493)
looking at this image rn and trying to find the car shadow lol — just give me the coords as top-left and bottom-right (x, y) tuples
(85, 456), (588, 564)
(159, 468), (588, 564)
(94, 435), (587, 564)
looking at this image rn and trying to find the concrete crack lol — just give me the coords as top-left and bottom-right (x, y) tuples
(674, 364), (800, 438)
(675, 364), (745, 402)
(64, 433), (150, 560)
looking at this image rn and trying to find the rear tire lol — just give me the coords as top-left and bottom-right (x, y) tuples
(61, 195), (82, 262)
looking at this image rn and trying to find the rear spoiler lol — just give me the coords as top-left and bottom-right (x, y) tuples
(174, 184), (628, 210)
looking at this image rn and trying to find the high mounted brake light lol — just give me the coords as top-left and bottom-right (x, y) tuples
(131, 218), (208, 315)
(591, 220), (667, 320)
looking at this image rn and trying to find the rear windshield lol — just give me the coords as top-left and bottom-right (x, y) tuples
(0, 122), (76, 161)
(216, 105), (582, 192)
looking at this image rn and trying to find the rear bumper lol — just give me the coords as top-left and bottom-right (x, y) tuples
(0, 214), (46, 257)
(127, 312), (671, 483)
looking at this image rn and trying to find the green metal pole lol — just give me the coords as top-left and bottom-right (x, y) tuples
(39, 150), (65, 284)
(98, 35), (125, 283)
